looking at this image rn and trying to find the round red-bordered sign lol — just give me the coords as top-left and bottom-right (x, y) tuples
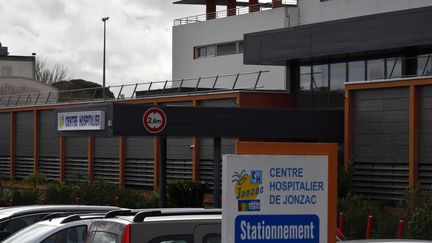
(143, 107), (167, 134)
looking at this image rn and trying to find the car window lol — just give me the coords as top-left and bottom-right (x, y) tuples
(5, 214), (46, 234)
(202, 234), (220, 243)
(149, 235), (192, 243)
(2, 223), (56, 243)
(41, 225), (87, 243)
(86, 231), (119, 243)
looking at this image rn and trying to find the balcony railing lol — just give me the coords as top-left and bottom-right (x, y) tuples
(173, 0), (297, 26)
(0, 70), (270, 108)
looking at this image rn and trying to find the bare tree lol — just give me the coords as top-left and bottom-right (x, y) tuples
(35, 57), (69, 84)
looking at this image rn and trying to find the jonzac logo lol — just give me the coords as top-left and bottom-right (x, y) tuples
(232, 169), (264, 212)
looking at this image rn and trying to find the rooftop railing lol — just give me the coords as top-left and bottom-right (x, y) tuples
(173, 0), (297, 26)
(0, 70), (270, 108)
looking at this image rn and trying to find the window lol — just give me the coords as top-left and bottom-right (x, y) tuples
(367, 59), (385, 80)
(238, 42), (244, 53)
(348, 60), (365, 82)
(300, 65), (312, 91)
(84, 231), (119, 243)
(203, 234), (221, 243)
(149, 235), (192, 243)
(386, 57), (402, 78)
(41, 225), (87, 243)
(194, 41), (243, 59)
(217, 43), (236, 56)
(312, 64), (329, 92)
(330, 62), (346, 91)
(4, 214), (46, 234)
(417, 54), (432, 76)
(196, 46), (215, 59)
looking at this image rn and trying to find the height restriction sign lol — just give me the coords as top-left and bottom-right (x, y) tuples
(142, 107), (167, 133)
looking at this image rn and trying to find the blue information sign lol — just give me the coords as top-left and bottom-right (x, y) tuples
(235, 214), (319, 243)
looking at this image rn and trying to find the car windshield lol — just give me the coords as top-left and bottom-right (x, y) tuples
(2, 223), (56, 243)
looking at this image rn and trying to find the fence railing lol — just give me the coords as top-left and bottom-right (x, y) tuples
(173, 0), (297, 26)
(0, 70), (269, 108)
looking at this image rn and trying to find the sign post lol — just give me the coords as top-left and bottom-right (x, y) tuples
(223, 142), (337, 243)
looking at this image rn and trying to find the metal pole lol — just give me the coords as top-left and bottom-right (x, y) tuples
(213, 137), (222, 208)
(232, 73), (240, 89)
(253, 71), (262, 90)
(131, 83), (138, 98)
(102, 17), (109, 99)
(195, 77), (202, 91)
(159, 136), (167, 208)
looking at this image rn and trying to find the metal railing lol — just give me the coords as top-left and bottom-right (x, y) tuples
(173, 0), (297, 26)
(0, 70), (269, 108)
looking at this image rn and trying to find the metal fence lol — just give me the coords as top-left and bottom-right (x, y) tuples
(173, 0), (297, 26)
(0, 70), (269, 108)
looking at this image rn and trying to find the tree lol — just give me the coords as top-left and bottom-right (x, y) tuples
(35, 57), (69, 84)
(52, 79), (114, 102)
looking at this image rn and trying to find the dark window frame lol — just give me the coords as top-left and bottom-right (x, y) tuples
(194, 40), (243, 59)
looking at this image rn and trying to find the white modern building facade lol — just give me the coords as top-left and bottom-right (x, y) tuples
(172, 0), (432, 93)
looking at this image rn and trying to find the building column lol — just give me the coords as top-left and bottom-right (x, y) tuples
(206, 0), (216, 20)
(59, 136), (65, 182)
(249, 0), (259, 12)
(33, 110), (39, 173)
(192, 100), (200, 181)
(227, 0), (237, 16)
(87, 136), (94, 184)
(409, 83), (419, 189)
(9, 112), (15, 180)
(272, 0), (282, 8)
(154, 137), (160, 190)
(119, 136), (126, 188)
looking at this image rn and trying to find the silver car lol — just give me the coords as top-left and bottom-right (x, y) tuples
(2, 214), (104, 243)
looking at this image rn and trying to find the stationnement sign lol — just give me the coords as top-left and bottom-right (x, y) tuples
(222, 154), (330, 243)
(142, 107), (167, 134)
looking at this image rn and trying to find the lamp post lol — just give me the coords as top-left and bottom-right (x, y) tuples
(102, 17), (109, 99)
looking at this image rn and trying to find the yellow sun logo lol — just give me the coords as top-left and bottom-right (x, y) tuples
(232, 170), (263, 200)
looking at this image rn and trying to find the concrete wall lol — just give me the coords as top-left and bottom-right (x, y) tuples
(0, 60), (34, 79)
(172, 6), (298, 91)
(298, 0), (432, 25)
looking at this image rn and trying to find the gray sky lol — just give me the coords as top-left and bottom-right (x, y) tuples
(0, 0), (278, 87)
(0, 0), (204, 86)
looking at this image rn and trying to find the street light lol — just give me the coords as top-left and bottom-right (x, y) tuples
(102, 17), (109, 99)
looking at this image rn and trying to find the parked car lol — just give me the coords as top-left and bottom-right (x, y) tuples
(2, 213), (104, 243)
(341, 241), (432, 243)
(85, 208), (221, 243)
(0, 205), (120, 240)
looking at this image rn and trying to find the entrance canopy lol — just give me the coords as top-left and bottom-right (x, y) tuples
(57, 103), (343, 142)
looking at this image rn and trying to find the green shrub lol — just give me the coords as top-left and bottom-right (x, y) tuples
(45, 182), (75, 204)
(338, 159), (352, 198)
(408, 191), (432, 239)
(116, 188), (146, 208)
(142, 191), (159, 208)
(24, 172), (46, 188)
(167, 180), (208, 207)
(74, 181), (119, 205)
(338, 193), (381, 239)
(10, 189), (39, 206)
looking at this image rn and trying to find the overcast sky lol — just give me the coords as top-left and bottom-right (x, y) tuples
(0, 0), (207, 86)
(0, 0), (280, 87)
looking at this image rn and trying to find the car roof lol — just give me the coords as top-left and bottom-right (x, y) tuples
(342, 240), (432, 243)
(0, 205), (120, 219)
(93, 208), (222, 225)
(40, 213), (105, 226)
